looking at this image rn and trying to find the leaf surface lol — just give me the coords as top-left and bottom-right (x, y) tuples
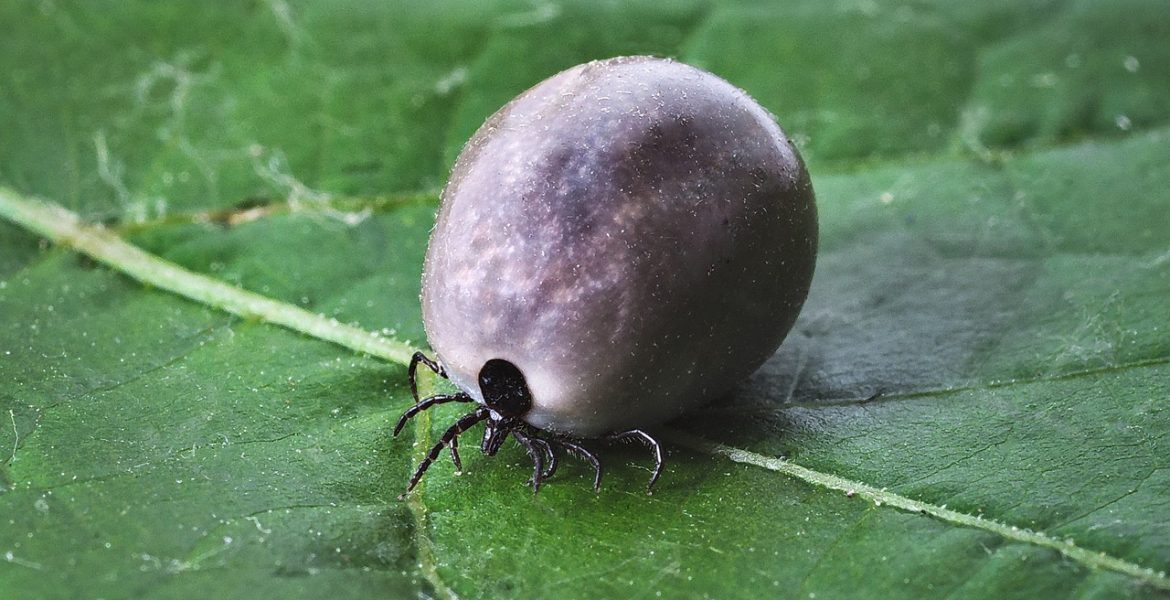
(2, 1), (1169, 598)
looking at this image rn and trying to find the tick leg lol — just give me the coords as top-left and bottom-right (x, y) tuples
(557, 439), (603, 493)
(448, 434), (462, 472)
(405, 408), (488, 493)
(408, 351), (447, 402)
(606, 429), (664, 495)
(529, 437), (558, 480)
(512, 431), (545, 494)
(393, 393), (471, 436)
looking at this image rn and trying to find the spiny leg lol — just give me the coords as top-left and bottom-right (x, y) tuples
(528, 437), (558, 480)
(393, 393), (471, 436)
(405, 408), (488, 493)
(605, 429), (664, 494)
(448, 434), (462, 472)
(408, 351), (446, 402)
(539, 439), (558, 479)
(512, 431), (546, 494)
(555, 439), (603, 492)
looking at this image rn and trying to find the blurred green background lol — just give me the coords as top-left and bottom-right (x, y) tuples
(2, 1), (1169, 598)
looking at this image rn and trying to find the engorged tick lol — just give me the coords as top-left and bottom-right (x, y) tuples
(394, 56), (818, 495)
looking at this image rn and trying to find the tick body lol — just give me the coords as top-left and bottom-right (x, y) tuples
(396, 56), (817, 494)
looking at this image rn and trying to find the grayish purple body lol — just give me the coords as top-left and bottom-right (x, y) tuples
(422, 56), (817, 437)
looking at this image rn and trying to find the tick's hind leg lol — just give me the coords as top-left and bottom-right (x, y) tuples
(530, 433), (602, 492)
(556, 439), (603, 492)
(605, 429), (664, 494)
(408, 351), (446, 402)
(529, 437), (558, 480)
(393, 393), (472, 436)
(448, 434), (463, 472)
(512, 431), (546, 493)
(399, 352), (469, 471)
(404, 408), (489, 494)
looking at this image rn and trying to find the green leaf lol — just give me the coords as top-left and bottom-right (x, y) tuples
(2, 1), (1169, 599)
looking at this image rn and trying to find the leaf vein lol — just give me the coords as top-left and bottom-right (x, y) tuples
(662, 429), (1170, 591)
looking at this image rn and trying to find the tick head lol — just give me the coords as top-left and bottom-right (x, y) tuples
(477, 358), (533, 419)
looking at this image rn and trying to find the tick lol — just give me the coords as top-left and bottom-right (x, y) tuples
(395, 56), (817, 494)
